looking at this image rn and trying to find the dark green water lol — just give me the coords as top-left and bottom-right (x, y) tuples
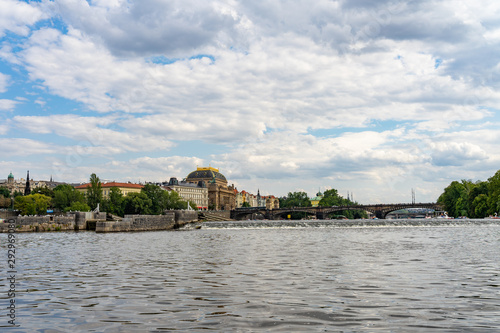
(2, 220), (500, 332)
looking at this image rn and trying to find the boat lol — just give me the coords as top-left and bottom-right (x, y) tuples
(437, 212), (453, 219)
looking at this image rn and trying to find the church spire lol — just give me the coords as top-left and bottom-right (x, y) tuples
(24, 170), (31, 195)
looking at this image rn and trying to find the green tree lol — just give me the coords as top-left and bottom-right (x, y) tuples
(280, 192), (311, 208)
(472, 194), (489, 218)
(163, 190), (188, 210)
(65, 201), (91, 212)
(487, 170), (500, 215)
(35, 186), (55, 198)
(101, 187), (124, 216)
(14, 194), (52, 215)
(142, 184), (169, 214)
(86, 173), (103, 210)
(13, 190), (23, 198)
(242, 201), (251, 207)
(123, 192), (153, 215)
(0, 186), (10, 198)
(438, 181), (465, 218)
(53, 184), (87, 211)
(468, 181), (488, 218)
(318, 189), (345, 207)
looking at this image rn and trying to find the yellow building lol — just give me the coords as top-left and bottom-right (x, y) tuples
(310, 191), (323, 207)
(74, 182), (144, 198)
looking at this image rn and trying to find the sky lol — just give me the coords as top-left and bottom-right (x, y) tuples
(1, 0), (500, 204)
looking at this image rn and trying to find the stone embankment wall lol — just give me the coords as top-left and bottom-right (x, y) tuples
(173, 211), (198, 227)
(0, 211), (107, 233)
(1, 215), (76, 232)
(1, 210), (198, 233)
(0, 210), (17, 219)
(95, 212), (176, 233)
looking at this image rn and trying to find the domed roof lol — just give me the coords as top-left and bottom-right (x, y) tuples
(186, 167), (226, 181)
(8, 172), (14, 179)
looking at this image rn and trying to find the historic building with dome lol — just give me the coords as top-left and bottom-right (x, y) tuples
(185, 167), (236, 210)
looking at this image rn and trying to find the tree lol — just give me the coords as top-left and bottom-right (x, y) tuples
(65, 201), (90, 212)
(123, 192), (153, 215)
(0, 196), (11, 208)
(318, 189), (344, 207)
(472, 194), (489, 218)
(438, 181), (465, 218)
(280, 192), (311, 208)
(86, 173), (102, 210)
(14, 194), (52, 215)
(487, 170), (500, 215)
(142, 184), (169, 214)
(162, 190), (188, 210)
(0, 187), (11, 208)
(242, 201), (251, 208)
(53, 184), (87, 211)
(0, 186), (10, 198)
(101, 187), (124, 216)
(35, 186), (55, 198)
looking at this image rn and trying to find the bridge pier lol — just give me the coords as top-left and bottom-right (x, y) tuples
(375, 210), (384, 219)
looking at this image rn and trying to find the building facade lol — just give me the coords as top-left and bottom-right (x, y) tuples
(75, 182), (144, 198)
(0, 171), (60, 195)
(185, 167), (236, 210)
(164, 177), (208, 210)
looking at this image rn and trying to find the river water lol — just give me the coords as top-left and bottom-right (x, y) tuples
(2, 219), (500, 332)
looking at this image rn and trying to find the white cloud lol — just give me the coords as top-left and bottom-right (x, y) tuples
(0, 138), (55, 156)
(430, 142), (488, 166)
(2, 0), (500, 203)
(13, 114), (175, 153)
(0, 0), (46, 37)
(49, 0), (241, 57)
(0, 72), (8, 92)
(0, 99), (17, 111)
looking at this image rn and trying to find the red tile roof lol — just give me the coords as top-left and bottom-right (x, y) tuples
(74, 182), (144, 189)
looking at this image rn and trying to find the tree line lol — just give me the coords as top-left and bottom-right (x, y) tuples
(279, 189), (367, 219)
(437, 169), (500, 218)
(0, 173), (196, 216)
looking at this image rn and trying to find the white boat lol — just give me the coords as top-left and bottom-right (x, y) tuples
(437, 212), (453, 219)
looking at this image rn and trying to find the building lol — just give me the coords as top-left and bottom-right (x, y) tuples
(164, 177), (208, 210)
(185, 167), (236, 210)
(310, 191), (323, 207)
(74, 182), (144, 198)
(264, 195), (280, 209)
(0, 171), (59, 195)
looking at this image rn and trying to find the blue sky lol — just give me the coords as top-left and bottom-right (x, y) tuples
(1, 0), (500, 203)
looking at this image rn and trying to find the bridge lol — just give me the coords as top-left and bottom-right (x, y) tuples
(231, 203), (443, 220)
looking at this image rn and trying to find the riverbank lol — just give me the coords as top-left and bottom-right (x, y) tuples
(0, 210), (198, 233)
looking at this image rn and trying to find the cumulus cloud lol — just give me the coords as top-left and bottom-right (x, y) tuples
(0, 99), (17, 111)
(0, 0), (46, 37)
(13, 114), (175, 154)
(48, 0), (241, 57)
(1, 0), (500, 202)
(430, 142), (488, 166)
(0, 138), (56, 156)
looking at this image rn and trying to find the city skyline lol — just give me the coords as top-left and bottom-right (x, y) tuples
(1, 1), (500, 204)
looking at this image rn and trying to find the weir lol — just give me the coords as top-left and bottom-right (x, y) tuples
(202, 218), (500, 229)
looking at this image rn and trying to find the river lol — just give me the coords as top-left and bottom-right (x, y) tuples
(1, 219), (500, 332)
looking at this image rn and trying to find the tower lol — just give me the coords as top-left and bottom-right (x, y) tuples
(24, 170), (31, 195)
